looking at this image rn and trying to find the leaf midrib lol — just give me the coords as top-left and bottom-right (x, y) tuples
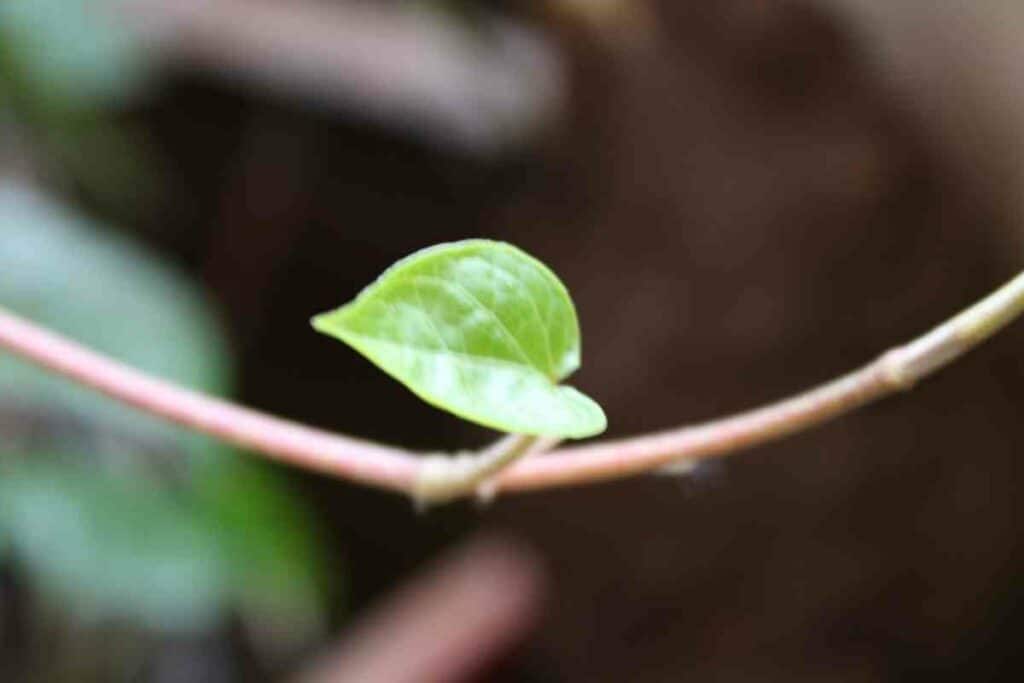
(459, 255), (557, 376)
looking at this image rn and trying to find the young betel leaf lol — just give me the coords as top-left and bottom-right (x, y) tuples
(312, 240), (606, 438)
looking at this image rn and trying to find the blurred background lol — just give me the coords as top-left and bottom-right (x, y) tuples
(3, 0), (1024, 680)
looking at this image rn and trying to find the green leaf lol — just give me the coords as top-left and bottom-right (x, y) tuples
(194, 457), (329, 649)
(312, 240), (606, 438)
(0, 464), (228, 632)
(0, 183), (230, 461)
(0, 185), (330, 644)
(0, 0), (151, 112)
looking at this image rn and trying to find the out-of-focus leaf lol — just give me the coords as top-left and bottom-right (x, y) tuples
(41, 116), (164, 215)
(313, 239), (606, 437)
(0, 501), (7, 561)
(195, 458), (329, 649)
(0, 0), (151, 112)
(0, 184), (328, 644)
(0, 183), (230, 460)
(0, 0), (162, 215)
(0, 464), (227, 631)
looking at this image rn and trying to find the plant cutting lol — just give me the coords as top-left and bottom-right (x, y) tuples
(1, 238), (1024, 504)
(311, 240), (606, 502)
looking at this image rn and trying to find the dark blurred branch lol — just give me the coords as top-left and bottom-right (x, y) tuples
(3, 269), (1024, 501)
(123, 0), (564, 154)
(294, 536), (544, 683)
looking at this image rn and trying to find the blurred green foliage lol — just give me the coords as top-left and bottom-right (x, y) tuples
(0, 0), (150, 112)
(0, 0), (160, 211)
(0, 0), (335, 669)
(0, 185), (330, 646)
(0, 185), (228, 458)
(0, 465), (227, 631)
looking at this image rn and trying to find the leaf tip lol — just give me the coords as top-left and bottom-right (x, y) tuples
(310, 309), (345, 336)
(309, 312), (329, 332)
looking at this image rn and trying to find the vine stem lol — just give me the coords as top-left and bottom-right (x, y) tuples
(0, 307), (418, 493)
(1, 270), (1024, 502)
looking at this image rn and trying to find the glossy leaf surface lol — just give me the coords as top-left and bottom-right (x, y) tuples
(313, 240), (606, 438)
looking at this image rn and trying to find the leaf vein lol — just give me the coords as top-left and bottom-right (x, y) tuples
(409, 274), (534, 369)
(465, 256), (556, 377)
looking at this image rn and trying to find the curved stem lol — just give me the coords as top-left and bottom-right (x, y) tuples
(0, 307), (417, 492)
(2, 270), (1023, 501)
(492, 270), (1024, 493)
